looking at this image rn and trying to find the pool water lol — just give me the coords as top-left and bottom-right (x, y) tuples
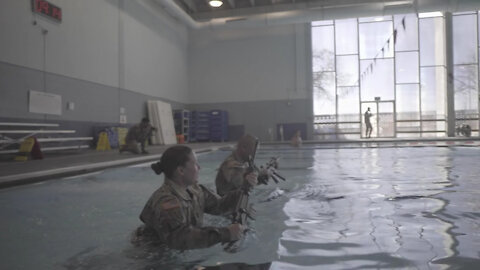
(0, 146), (479, 269)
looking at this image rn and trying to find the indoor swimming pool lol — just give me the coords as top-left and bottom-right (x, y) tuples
(1, 145), (479, 269)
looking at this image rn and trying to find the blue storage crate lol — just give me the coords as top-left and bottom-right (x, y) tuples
(209, 110), (228, 141)
(190, 111), (210, 142)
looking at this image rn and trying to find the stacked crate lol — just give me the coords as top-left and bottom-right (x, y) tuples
(209, 110), (228, 142)
(174, 109), (190, 142)
(190, 111), (210, 142)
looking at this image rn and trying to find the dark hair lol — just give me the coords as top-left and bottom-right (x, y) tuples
(151, 145), (192, 178)
(141, 117), (150, 124)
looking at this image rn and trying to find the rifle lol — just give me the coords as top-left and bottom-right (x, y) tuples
(224, 139), (258, 252)
(225, 140), (287, 251)
(257, 156), (286, 185)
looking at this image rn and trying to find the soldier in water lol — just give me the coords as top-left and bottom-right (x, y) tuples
(133, 145), (257, 250)
(215, 134), (272, 196)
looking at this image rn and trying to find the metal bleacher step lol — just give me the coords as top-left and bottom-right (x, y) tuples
(0, 130), (76, 134)
(0, 122), (93, 155)
(0, 137), (93, 144)
(0, 122), (60, 127)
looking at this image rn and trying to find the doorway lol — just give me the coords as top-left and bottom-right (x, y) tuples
(361, 100), (396, 138)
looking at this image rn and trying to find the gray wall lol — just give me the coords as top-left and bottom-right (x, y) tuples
(0, 62), (185, 137)
(189, 99), (311, 141)
(0, 0), (314, 141)
(0, 0), (189, 137)
(188, 23), (313, 140)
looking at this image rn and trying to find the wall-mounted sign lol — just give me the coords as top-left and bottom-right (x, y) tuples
(31, 0), (62, 22)
(29, 90), (62, 115)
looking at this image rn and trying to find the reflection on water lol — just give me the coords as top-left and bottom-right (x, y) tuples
(1, 147), (480, 269)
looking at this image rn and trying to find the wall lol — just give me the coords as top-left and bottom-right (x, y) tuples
(0, 0), (189, 135)
(0, 0), (314, 142)
(188, 23), (313, 140)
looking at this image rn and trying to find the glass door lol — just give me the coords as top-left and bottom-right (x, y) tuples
(361, 101), (396, 138)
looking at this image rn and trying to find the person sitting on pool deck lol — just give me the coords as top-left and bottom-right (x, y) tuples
(134, 145), (258, 250)
(119, 117), (154, 154)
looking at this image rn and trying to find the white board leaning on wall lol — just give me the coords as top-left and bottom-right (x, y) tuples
(147, 100), (177, 145)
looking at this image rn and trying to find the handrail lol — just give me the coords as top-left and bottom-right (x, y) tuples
(0, 122), (59, 127)
(0, 137), (93, 144)
(0, 145), (89, 154)
(0, 130), (75, 134)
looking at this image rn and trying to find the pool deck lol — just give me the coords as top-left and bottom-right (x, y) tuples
(1, 137), (479, 189)
(0, 142), (235, 189)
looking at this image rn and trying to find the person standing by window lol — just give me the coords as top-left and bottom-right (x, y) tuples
(364, 107), (373, 138)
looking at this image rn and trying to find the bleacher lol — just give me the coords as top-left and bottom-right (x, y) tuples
(0, 122), (93, 155)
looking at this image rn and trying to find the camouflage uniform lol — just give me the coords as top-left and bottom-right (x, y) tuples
(138, 179), (240, 250)
(215, 152), (248, 196)
(120, 124), (153, 154)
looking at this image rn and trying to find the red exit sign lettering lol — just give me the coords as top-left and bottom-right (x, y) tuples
(32, 0), (62, 22)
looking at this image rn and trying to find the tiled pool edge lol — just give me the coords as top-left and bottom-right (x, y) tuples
(0, 145), (231, 189)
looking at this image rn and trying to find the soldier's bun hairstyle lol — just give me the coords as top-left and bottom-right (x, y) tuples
(151, 145), (193, 178)
(151, 161), (163, 175)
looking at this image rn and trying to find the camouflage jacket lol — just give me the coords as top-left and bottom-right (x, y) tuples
(215, 152), (248, 196)
(139, 179), (240, 250)
(126, 124), (153, 143)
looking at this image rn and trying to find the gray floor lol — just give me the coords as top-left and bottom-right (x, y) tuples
(0, 142), (234, 189)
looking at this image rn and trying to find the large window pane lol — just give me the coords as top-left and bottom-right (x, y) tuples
(359, 21), (394, 59)
(396, 51), (419, 83)
(335, 19), (358, 55)
(337, 55), (359, 86)
(312, 26), (334, 72)
(397, 121), (421, 133)
(397, 84), (420, 120)
(313, 71), (336, 116)
(419, 17), (445, 66)
(338, 86), (360, 122)
(454, 65), (478, 113)
(360, 58), (394, 101)
(378, 102), (395, 137)
(453, 14), (478, 64)
(420, 66), (446, 120)
(394, 14), (418, 51)
(422, 121), (445, 132)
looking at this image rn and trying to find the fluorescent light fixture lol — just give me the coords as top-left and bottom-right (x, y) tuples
(418, 11), (443, 18)
(209, 0), (223, 7)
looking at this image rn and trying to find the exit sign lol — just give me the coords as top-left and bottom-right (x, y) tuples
(31, 0), (62, 22)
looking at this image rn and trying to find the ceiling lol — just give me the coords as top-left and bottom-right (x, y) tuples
(173, 0), (410, 21)
(152, 0), (480, 28)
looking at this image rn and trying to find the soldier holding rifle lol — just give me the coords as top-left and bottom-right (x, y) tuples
(216, 134), (284, 196)
(133, 145), (257, 250)
(216, 134), (286, 251)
